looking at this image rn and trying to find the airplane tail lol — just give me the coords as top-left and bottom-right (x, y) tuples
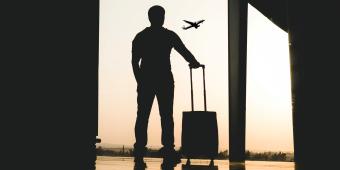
(182, 26), (188, 30)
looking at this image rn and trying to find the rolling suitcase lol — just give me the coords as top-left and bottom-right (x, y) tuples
(181, 65), (218, 167)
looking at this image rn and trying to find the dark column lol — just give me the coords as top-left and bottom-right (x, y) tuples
(288, 1), (340, 168)
(228, 0), (340, 167)
(4, 1), (99, 169)
(228, 0), (248, 162)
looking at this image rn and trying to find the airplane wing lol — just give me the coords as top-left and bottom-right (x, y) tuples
(182, 25), (194, 30)
(183, 20), (195, 25)
(196, 20), (205, 24)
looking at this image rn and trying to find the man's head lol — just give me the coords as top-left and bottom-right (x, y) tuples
(148, 5), (165, 27)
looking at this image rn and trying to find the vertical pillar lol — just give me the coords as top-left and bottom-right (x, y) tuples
(4, 1), (100, 168)
(228, 0), (248, 162)
(288, 1), (340, 168)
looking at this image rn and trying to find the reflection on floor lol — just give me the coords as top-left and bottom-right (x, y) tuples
(96, 156), (294, 170)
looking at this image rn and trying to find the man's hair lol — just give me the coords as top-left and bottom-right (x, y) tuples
(148, 5), (165, 26)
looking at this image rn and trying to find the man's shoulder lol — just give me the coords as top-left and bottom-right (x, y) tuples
(138, 27), (175, 34)
(133, 27), (178, 41)
(163, 28), (177, 36)
(134, 28), (148, 39)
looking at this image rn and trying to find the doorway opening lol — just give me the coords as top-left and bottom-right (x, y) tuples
(97, 0), (229, 155)
(245, 4), (294, 160)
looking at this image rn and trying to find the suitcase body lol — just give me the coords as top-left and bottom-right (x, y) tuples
(182, 111), (218, 158)
(181, 65), (219, 161)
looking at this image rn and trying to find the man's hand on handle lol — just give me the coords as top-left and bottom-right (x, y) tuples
(189, 61), (203, 69)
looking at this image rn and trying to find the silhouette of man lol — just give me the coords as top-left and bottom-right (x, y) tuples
(132, 5), (201, 167)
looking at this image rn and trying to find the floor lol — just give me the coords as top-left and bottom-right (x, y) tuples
(96, 156), (295, 170)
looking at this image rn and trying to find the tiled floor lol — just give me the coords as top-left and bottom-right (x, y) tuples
(96, 156), (295, 170)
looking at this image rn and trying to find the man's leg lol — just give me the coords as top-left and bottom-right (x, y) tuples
(156, 83), (180, 164)
(134, 85), (155, 161)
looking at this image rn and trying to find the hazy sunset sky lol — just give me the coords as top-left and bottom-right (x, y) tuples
(98, 0), (293, 152)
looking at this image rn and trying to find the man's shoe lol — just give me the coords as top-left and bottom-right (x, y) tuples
(134, 157), (147, 169)
(161, 157), (180, 169)
(171, 150), (182, 163)
(162, 158), (181, 166)
(162, 152), (181, 167)
(161, 162), (176, 169)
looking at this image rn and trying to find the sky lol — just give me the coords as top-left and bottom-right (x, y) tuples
(98, 0), (293, 152)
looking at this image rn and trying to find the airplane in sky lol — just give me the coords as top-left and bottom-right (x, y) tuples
(182, 19), (205, 30)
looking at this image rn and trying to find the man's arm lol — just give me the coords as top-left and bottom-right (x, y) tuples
(132, 37), (141, 84)
(172, 32), (201, 68)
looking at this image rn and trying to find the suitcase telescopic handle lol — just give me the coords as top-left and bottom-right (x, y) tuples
(190, 64), (207, 112)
